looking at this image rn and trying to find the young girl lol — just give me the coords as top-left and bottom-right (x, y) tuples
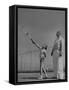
(25, 32), (48, 79)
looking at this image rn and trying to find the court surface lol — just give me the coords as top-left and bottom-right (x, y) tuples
(18, 72), (57, 82)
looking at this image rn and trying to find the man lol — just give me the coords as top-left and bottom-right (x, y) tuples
(25, 32), (48, 79)
(51, 31), (64, 79)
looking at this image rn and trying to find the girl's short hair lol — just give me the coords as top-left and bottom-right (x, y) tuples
(42, 44), (48, 50)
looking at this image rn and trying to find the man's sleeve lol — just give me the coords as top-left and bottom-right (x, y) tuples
(51, 40), (56, 56)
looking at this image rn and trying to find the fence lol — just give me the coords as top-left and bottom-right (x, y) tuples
(18, 50), (40, 73)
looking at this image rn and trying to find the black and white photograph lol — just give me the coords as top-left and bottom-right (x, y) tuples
(9, 5), (67, 85)
(0, 0), (69, 89)
(17, 6), (67, 83)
